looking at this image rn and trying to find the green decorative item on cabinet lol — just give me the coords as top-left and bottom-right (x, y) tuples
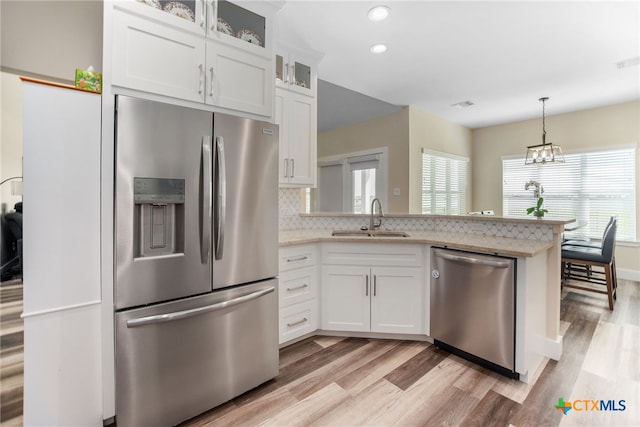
(526, 197), (548, 217)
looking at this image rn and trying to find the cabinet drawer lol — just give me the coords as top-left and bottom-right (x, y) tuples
(279, 301), (318, 344)
(279, 267), (317, 308)
(322, 243), (423, 267)
(279, 245), (316, 272)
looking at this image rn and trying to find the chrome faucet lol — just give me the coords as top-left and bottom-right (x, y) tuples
(370, 198), (384, 231)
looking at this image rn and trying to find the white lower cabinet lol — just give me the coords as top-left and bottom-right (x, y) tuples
(321, 244), (424, 335)
(278, 245), (319, 344)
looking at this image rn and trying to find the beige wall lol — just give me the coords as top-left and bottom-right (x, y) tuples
(317, 105), (473, 214)
(408, 106), (472, 213)
(1, 0), (103, 83)
(318, 108), (410, 213)
(472, 100), (640, 275)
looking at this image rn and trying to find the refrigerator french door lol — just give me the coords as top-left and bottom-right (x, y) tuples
(114, 96), (279, 427)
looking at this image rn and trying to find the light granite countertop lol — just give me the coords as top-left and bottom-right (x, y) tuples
(279, 229), (554, 257)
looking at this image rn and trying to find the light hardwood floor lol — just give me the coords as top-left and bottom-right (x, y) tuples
(182, 279), (639, 427)
(1, 279), (638, 426)
(0, 279), (23, 427)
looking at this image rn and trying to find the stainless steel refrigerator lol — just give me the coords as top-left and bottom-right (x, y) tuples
(113, 96), (279, 427)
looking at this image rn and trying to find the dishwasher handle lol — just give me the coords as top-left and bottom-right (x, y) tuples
(437, 251), (511, 268)
(126, 287), (274, 328)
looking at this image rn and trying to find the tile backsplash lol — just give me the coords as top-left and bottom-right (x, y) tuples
(278, 189), (554, 241)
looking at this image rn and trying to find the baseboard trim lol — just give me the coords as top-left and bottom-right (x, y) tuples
(543, 335), (563, 361)
(617, 268), (640, 282)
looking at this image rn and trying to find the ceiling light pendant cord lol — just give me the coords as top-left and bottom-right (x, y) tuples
(540, 96), (548, 145)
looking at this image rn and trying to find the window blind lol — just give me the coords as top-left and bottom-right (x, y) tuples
(503, 147), (636, 241)
(421, 149), (469, 215)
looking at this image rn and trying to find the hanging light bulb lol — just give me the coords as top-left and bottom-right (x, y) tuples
(525, 97), (565, 165)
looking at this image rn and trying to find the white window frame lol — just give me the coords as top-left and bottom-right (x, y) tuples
(502, 145), (636, 242)
(421, 148), (469, 215)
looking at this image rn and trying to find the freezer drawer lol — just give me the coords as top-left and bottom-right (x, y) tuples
(430, 248), (516, 377)
(115, 280), (279, 427)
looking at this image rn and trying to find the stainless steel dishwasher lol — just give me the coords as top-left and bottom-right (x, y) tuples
(430, 247), (518, 379)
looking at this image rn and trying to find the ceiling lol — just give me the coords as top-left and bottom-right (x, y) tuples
(276, 0), (640, 130)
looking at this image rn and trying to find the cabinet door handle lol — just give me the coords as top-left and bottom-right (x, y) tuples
(291, 159), (295, 177)
(365, 274), (369, 296)
(286, 283), (308, 292)
(198, 64), (204, 95)
(199, 0), (206, 29)
(287, 317), (308, 327)
(373, 275), (377, 296)
(209, 67), (215, 97)
(286, 255), (308, 263)
(284, 158), (289, 178)
(210, 0), (218, 33)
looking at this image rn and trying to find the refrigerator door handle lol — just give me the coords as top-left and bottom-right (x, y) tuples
(437, 252), (511, 268)
(201, 137), (212, 263)
(126, 286), (275, 328)
(214, 136), (226, 260)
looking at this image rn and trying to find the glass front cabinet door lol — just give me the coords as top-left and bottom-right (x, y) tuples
(275, 47), (319, 96)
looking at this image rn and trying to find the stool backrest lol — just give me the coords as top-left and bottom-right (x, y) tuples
(600, 218), (617, 262)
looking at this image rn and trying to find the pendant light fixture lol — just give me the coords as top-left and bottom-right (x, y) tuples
(525, 97), (564, 165)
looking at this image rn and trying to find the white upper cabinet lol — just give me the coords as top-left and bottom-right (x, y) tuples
(275, 88), (317, 187)
(112, 8), (206, 103)
(110, 0), (279, 117)
(275, 49), (316, 97)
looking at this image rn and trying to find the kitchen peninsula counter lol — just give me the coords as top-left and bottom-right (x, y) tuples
(279, 229), (553, 257)
(279, 213), (574, 367)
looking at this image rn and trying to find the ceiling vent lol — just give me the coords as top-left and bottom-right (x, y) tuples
(616, 56), (640, 69)
(451, 100), (475, 108)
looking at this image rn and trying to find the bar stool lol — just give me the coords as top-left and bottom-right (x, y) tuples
(561, 219), (617, 310)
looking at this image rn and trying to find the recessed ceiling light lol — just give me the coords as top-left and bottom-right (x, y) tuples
(368, 6), (390, 22)
(370, 44), (388, 54)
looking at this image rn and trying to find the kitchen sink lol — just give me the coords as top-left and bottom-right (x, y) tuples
(331, 229), (409, 238)
(370, 230), (410, 238)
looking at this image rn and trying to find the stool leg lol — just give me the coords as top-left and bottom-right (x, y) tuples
(604, 263), (614, 310)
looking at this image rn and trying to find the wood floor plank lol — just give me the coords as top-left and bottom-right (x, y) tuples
(459, 389), (520, 427)
(509, 306), (600, 427)
(186, 386), (299, 427)
(420, 386), (481, 427)
(287, 339), (398, 400)
(383, 343), (449, 390)
(181, 401), (238, 426)
(310, 379), (402, 426)
(451, 355), (501, 400)
(336, 340), (426, 396)
(259, 382), (349, 426)
(491, 356), (549, 404)
(582, 321), (640, 382)
(232, 337), (369, 407)
(313, 336), (347, 348)
(373, 357), (469, 426)
(278, 337), (324, 369)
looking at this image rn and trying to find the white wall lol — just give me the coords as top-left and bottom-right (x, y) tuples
(0, 72), (23, 213)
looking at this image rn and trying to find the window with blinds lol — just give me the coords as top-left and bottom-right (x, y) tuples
(421, 149), (469, 214)
(502, 147), (636, 241)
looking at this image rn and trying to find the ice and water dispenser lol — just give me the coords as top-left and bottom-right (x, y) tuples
(133, 177), (185, 257)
